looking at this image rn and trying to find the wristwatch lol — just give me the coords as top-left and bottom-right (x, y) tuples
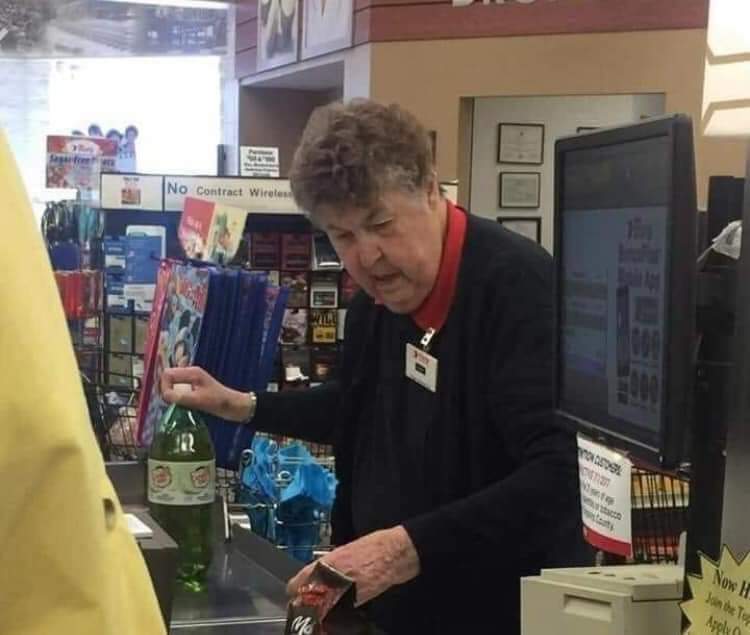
(243, 391), (258, 425)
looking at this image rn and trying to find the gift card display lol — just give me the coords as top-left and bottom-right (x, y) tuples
(281, 233), (312, 270)
(281, 309), (308, 345)
(311, 346), (338, 383)
(134, 315), (149, 355)
(311, 309), (337, 344)
(310, 272), (339, 309)
(312, 233), (342, 270)
(282, 346), (310, 383)
(252, 232), (281, 269)
(109, 314), (133, 354)
(281, 271), (309, 309)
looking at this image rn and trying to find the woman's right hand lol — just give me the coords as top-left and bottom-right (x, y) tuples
(161, 366), (253, 423)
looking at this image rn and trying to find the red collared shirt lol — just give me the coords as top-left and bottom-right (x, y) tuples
(412, 199), (468, 332)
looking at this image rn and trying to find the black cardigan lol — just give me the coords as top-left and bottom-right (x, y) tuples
(254, 213), (590, 634)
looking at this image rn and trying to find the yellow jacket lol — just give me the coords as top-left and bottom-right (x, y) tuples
(0, 130), (166, 634)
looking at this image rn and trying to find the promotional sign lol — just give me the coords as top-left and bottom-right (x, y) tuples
(100, 173), (163, 211)
(682, 546), (750, 635)
(240, 146), (280, 178)
(98, 173), (303, 215)
(46, 135), (118, 191)
(577, 434), (633, 557)
(562, 207), (667, 432)
(178, 197), (247, 264)
(164, 176), (298, 214)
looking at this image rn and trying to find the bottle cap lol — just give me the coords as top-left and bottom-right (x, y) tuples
(173, 382), (193, 395)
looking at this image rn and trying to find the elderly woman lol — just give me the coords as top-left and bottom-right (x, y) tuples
(162, 99), (588, 634)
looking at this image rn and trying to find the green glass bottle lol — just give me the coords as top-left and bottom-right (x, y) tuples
(148, 393), (216, 593)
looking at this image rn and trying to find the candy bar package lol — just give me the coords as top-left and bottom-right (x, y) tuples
(285, 562), (374, 635)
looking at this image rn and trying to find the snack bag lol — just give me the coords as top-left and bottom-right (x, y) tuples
(284, 562), (354, 635)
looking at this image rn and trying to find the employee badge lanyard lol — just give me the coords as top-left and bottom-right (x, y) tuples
(405, 326), (439, 393)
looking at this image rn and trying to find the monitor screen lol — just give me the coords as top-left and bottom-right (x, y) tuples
(555, 117), (695, 467)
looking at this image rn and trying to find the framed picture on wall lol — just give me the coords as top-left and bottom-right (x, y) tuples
(257, 0), (300, 72)
(497, 123), (544, 164)
(498, 172), (540, 209)
(497, 217), (542, 245)
(301, 0), (353, 60)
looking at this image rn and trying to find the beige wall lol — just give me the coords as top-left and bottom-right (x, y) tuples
(369, 29), (747, 208)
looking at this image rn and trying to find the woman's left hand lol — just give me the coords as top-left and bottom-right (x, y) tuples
(286, 526), (420, 607)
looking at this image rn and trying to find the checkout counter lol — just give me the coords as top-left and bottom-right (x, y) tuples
(108, 461), (300, 634)
(109, 463), (688, 635)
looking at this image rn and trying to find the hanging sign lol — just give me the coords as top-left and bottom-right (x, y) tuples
(100, 174), (164, 211)
(164, 176), (298, 213)
(577, 434), (633, 557)
(46, 135), (118, 191)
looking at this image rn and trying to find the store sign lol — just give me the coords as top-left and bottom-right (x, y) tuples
(682, 546), (750, 635)
(163, 176), (298, 213)
(240, 146), (280, 178)
(46, 135), (118, 191)
(100, 174), (164, 211)
(577, 435), (633, 557)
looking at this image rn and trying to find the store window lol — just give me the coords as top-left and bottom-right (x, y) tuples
(1, 54), (222, 219)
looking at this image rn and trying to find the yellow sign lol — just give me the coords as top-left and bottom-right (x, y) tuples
(683, 546), (750, 634)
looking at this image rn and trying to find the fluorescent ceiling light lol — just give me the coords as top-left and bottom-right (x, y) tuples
(702, 0), (750, 137)
(100, 0), (229, 9)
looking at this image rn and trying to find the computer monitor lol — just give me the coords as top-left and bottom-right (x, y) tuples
(554, 115), (697, 469)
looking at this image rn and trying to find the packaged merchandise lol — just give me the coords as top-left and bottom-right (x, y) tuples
(285, 562), (369, 635)
(310, 272), (339, 309)
(282, 346), (311, 384)
(282, 233), (312, 270)
(281, 308), (309, 345)
(281, 271), (309, 308)
(252, 232), (281, 269)
(310, 310), (337, 345)
(179, 197), (247, 265)
(310, 346), (338, 383)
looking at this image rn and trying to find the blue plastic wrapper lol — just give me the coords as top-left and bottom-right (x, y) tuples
(239, 437), (337, 562)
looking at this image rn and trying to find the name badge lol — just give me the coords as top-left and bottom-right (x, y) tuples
(405, 343), (438, 392)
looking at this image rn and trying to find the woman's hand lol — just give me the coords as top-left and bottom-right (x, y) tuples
(286, 526), (420, 607)
(161, 366), (253, 422)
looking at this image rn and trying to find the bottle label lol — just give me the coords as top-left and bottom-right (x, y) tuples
(147, 459), (216, 506)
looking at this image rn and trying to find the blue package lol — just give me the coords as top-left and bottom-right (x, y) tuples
(124, 235), (161, 284)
